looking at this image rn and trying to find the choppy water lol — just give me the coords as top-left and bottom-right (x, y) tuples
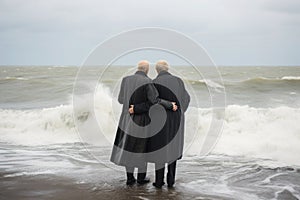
(1, 66), (300, 109)
(1, 143), (300, 200)
(0, 65), (300, 199)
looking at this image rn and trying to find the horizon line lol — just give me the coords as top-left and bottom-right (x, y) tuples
(0, 64), (300, 67)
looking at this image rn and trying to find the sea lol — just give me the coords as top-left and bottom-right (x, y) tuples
(0, 65), (300, 200)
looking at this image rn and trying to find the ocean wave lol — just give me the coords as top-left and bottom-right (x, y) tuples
(198, 79), (225, 89)
(0, 85), (300, 166)
(281, 76), (300, 80)
(211, 105), (300, 166)
(186, 76), (300, 89)
(1, 105), (300, 166)
(0, 76), (30, 81)
(186, 79), (225, 91)
(240, 76), (300, 84)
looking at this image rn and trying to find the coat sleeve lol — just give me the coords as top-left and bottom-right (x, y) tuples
(133, 102), (151, 114)
(133, 99), (173, 114)
(133, 83), (157, 114)
(118, 78), (125, 104)
(158, 99), (173, 110)
(133, 83), (173, 114)
(180, 79), (190, 112)
(147, 83), (174, 110)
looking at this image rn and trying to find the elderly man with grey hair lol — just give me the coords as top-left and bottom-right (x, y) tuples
(155, 60), (170, 73)
(149, 60), (190, 188)
(110, 60), (177, 186)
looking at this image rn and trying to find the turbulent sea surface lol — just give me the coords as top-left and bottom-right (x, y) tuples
(0, 65), (300, 200)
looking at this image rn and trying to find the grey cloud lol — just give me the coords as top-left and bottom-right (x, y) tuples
(0, 0), (299, 65)
(262, 0), (300, 14)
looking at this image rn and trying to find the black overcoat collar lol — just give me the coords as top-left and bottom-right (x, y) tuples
(157, 70), (171, 77)
(135, 71), (147, 76)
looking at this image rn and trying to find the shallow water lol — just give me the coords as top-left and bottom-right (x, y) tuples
(1, 143), (300, 200)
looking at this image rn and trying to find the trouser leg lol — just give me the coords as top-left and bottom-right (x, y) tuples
(167, 161), (177, 186)
(137, 163), (147, 181)
(155, 163), (165, 186)
(125, 166), (135, 181)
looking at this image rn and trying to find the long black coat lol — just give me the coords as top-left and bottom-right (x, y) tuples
(147, 71), (190, 165)
(110, 71), (162, 168)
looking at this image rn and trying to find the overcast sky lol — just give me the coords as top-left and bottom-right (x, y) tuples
(0, 0), (299, 66)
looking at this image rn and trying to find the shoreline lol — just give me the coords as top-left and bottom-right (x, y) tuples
(0, 172), (212, 200)
(1, 153), (300, 200)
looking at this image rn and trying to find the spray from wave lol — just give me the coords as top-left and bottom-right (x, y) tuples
(0, 84), (300, 166)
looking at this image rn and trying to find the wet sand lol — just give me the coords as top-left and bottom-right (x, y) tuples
(0, 172), (97, 200)
(0, 172), (212, 200)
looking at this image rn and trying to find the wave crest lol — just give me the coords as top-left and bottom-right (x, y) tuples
(0, 84), (300, 166)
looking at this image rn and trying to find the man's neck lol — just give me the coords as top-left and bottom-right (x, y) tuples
(136, 70), (147, 76)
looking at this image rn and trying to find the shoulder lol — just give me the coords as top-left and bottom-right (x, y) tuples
(139, 74), (152, 83)
(123, 74), (135, 82)
(164, 73), (182, 82)
(121, 76), (129, 83)
(169, 74), (186, 89)
(174, 75), (184, 83)
(167, 73), (184, 84)
(125, 74), (152, 84)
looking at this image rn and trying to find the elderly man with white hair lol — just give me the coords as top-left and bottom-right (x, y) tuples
(149, 60), (190, 188)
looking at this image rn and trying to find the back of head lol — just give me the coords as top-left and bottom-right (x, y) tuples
(155, 60), (169, 73)
(137, 60), (150, 74)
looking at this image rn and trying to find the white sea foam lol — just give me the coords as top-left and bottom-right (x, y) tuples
(2, 76), (29, 81)
(3, 170), (56, 178)
(0, 85), (300, 166)
(0, 105), (78, 145)
(198, 79), (225, 89)
(281, 76), (300, 80)
(213, 105), (300, 166)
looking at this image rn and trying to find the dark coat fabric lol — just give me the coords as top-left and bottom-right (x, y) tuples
(147, 71), (190, 165)
(110, 71), (170, 168)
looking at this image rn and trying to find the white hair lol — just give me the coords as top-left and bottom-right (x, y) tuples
(137, 60), (149, 73)
(155, 60), (169, 73)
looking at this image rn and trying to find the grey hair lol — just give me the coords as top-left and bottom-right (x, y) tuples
(155, 60), (169, 73)
(137, 60), (149, 73)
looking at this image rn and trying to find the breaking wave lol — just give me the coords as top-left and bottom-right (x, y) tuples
(0, 84), (300, 166)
